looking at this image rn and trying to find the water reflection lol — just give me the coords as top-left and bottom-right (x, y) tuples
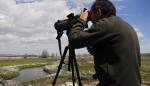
(12, 67), (48, 82)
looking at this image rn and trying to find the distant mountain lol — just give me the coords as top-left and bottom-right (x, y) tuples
(0, 54), (18, 57)
(0, 54), (38, 57)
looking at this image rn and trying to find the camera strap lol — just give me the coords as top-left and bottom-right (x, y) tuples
(58, 38), (62, 57)
(56, 31), (63, 57)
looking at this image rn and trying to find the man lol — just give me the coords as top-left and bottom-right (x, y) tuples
(68, 0), (141, 86)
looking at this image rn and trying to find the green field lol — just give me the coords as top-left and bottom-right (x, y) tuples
(23, 58), (150, 86)
(0, 57), (149, 85)
(141, 58), (150, 85)
(0, 58), (56, 67)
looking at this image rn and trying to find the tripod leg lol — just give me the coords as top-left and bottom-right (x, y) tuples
(52, 46), (69, 86)
(69, 50), (76, 86)
(73, 53), (83, 86)
(68, 55), (71, 71)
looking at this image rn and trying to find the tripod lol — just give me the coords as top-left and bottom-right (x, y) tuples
(52, 31), (83, 86)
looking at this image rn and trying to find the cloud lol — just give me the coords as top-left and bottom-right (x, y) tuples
(0, 33), (18, 41)
(1, 0), (146, 55)
(0, 0), (72, 55)
(74, 0), (94, 4)
(133, 25), (144, 38)
(116, 5), (126, 11)
(110, 0), (124, 2)
(15, 0), (42, 4)
(0, 0), (90, 55)
(140, 39), (150, 53)
(66, 0), (94, 10)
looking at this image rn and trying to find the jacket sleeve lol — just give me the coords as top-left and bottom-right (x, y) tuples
(68, 18), (117, 49)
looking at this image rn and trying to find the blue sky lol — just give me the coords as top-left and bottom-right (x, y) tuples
(113, 0), (150, 53)
(0, 0), (149, 55)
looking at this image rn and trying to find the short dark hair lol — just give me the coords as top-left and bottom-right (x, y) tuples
(91, 0), (116, 17)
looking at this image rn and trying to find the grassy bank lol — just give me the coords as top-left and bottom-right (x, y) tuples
(0, 58), (58, 80)
(23, 57), (150, 86)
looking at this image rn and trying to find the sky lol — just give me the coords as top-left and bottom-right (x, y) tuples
(0, 0), (149, 55)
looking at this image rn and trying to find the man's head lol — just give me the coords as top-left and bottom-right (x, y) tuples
(90, 0), (116, 23)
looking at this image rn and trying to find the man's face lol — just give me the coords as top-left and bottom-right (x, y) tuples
(90, 8), (102, 24)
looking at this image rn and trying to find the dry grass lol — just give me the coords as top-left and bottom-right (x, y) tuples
(23, 57), (150, 86)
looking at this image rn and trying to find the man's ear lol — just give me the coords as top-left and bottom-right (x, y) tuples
(98, 9), (102, 16)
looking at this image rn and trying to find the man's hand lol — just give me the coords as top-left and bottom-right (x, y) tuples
(80, 9), (89, 22)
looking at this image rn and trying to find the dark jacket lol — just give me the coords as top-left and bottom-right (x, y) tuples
(69, 16), (141, 86)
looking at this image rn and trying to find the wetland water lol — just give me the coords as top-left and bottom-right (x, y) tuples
(12, 67), (48, 82)
(11, 61), (59, 82)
